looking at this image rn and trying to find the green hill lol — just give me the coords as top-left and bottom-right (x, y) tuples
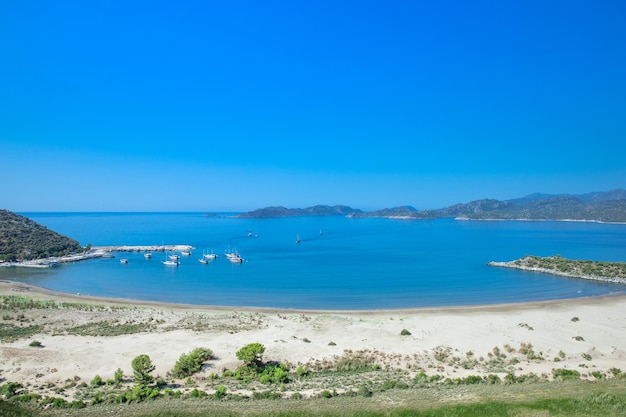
(0, 210), (83, 262)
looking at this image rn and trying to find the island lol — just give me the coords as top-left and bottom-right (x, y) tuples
(488, 255), (626, 284)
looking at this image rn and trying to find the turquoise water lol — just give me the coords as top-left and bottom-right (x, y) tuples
(2, 213), (626, 310)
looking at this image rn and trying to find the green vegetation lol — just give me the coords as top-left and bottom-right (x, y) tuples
(400, 328), (411, 336)
(0, 209), (83, 261)
(0, 295), (111, 311)
(3, 383), (626, 416)
(171, 347), (214, 378)
(492, 255), (626, 282)
(67, 320), (153, 336)
(235, 342), (266, 365)
(0, 323), (43, 342)
(132, 354), (155, 387)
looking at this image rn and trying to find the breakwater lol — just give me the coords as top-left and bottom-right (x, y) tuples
(1, 245), (195, 268)
(92, 245), (194, 253)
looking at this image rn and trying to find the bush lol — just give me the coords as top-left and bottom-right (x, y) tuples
(90, 375), (103, 388)
(552, 368), (581, 380)
(400, 329), (411, 336)
(114, 368), (124, 385)
(1, 382), (23, 398)
(214, 385), (227, 400)
(28, 340), (43, 348)
(132, 354), (155, 387)
(172, 347), (214, 378)
(236, 343), (265, 365)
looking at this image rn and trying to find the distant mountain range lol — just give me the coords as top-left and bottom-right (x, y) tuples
(237, 189), (626, 223)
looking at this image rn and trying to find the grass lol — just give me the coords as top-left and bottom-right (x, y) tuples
(10, 380), (626, 416)
(66, 320), (153, 336)
(0, 323), (44, 342)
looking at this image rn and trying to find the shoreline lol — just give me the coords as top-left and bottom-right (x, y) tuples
(2, 279), (626, 402)
(2, 279), (625, 314)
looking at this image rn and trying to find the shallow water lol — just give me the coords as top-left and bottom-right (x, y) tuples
(2, 213), (625, 310)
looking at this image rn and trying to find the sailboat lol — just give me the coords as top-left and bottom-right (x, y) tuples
(162, 252), (179, 266)
(296, 234), (301, 244)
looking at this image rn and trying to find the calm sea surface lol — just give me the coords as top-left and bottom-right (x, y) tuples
(2, 213), (626, 310)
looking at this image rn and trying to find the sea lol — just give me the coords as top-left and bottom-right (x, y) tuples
(2, 212), (626, 310)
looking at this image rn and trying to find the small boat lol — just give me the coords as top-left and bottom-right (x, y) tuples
(181, 251), (192, 256)
(203, 253), (218, 260)
(169, 254), (180, 261)
(144, 253), (152, 259)
(101, 252), (115, 258)
(228, 254), (243, 263)
(296, 234), (301, 244)
(199, 258), (209, 264)
(162, 260), (179, 266)
(120, 258), (129, 264)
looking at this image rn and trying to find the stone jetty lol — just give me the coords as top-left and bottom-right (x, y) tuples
(92, 245), (194, 253)
(1, 245), (194, 268)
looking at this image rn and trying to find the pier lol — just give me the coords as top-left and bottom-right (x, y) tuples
(1, 245), (195, 268)
(92, 245), (194, 253)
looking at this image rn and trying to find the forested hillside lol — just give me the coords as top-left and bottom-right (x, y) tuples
(0, 210), (83, 261)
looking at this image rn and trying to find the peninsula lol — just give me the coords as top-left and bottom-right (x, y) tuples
(488, 255), (626, 284)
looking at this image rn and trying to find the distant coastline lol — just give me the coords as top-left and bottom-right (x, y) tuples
(236, 188), (626, 223)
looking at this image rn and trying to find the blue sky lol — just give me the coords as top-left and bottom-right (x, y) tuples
(1, 1), (625, 212)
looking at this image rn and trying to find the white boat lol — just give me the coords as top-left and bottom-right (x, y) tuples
(228, 255), (243, 263)
(296, 234), (301, 244)
(162, 260), (179, 266)
(203, 253), (218, 260)
(120, 258), (128, 264)
(144, 253), (152, 259)
(199, 258), (209, 264)
(169, 254), (180, 261)
(225, 248), (243, 263)
(181, 251), (192, 256)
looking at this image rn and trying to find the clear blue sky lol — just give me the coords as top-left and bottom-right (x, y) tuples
(1, 0), (625, 212)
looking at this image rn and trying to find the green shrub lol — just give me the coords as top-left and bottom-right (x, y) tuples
(190, 389), (206, 399)
(172, 347), (214, 378)
(252, 390), (281, 400)
(28, 340), (43, 348)
(236, 343), (265, 365)
(400, 328), (411, 336)
(552, 368), (581, 380)
(114, 368), (124, 385)
(132, 354), (155, 387)
(90, 374), (103, 388)
(1, 382), (23, 398)
(214, 385), (227, 400)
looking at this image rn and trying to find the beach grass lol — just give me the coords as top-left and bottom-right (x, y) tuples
(7, 381), (625, 416)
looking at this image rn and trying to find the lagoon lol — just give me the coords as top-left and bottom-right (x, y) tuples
(2, 212), (626, 310)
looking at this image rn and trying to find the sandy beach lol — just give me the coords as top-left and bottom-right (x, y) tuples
(1, 280), (626, 400)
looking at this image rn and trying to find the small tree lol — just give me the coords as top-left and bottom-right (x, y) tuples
(236, 342), (265, 366)
(172, 347), (214, 378)
(132, 354), (155, 387)
(114, 368), (124, 386)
